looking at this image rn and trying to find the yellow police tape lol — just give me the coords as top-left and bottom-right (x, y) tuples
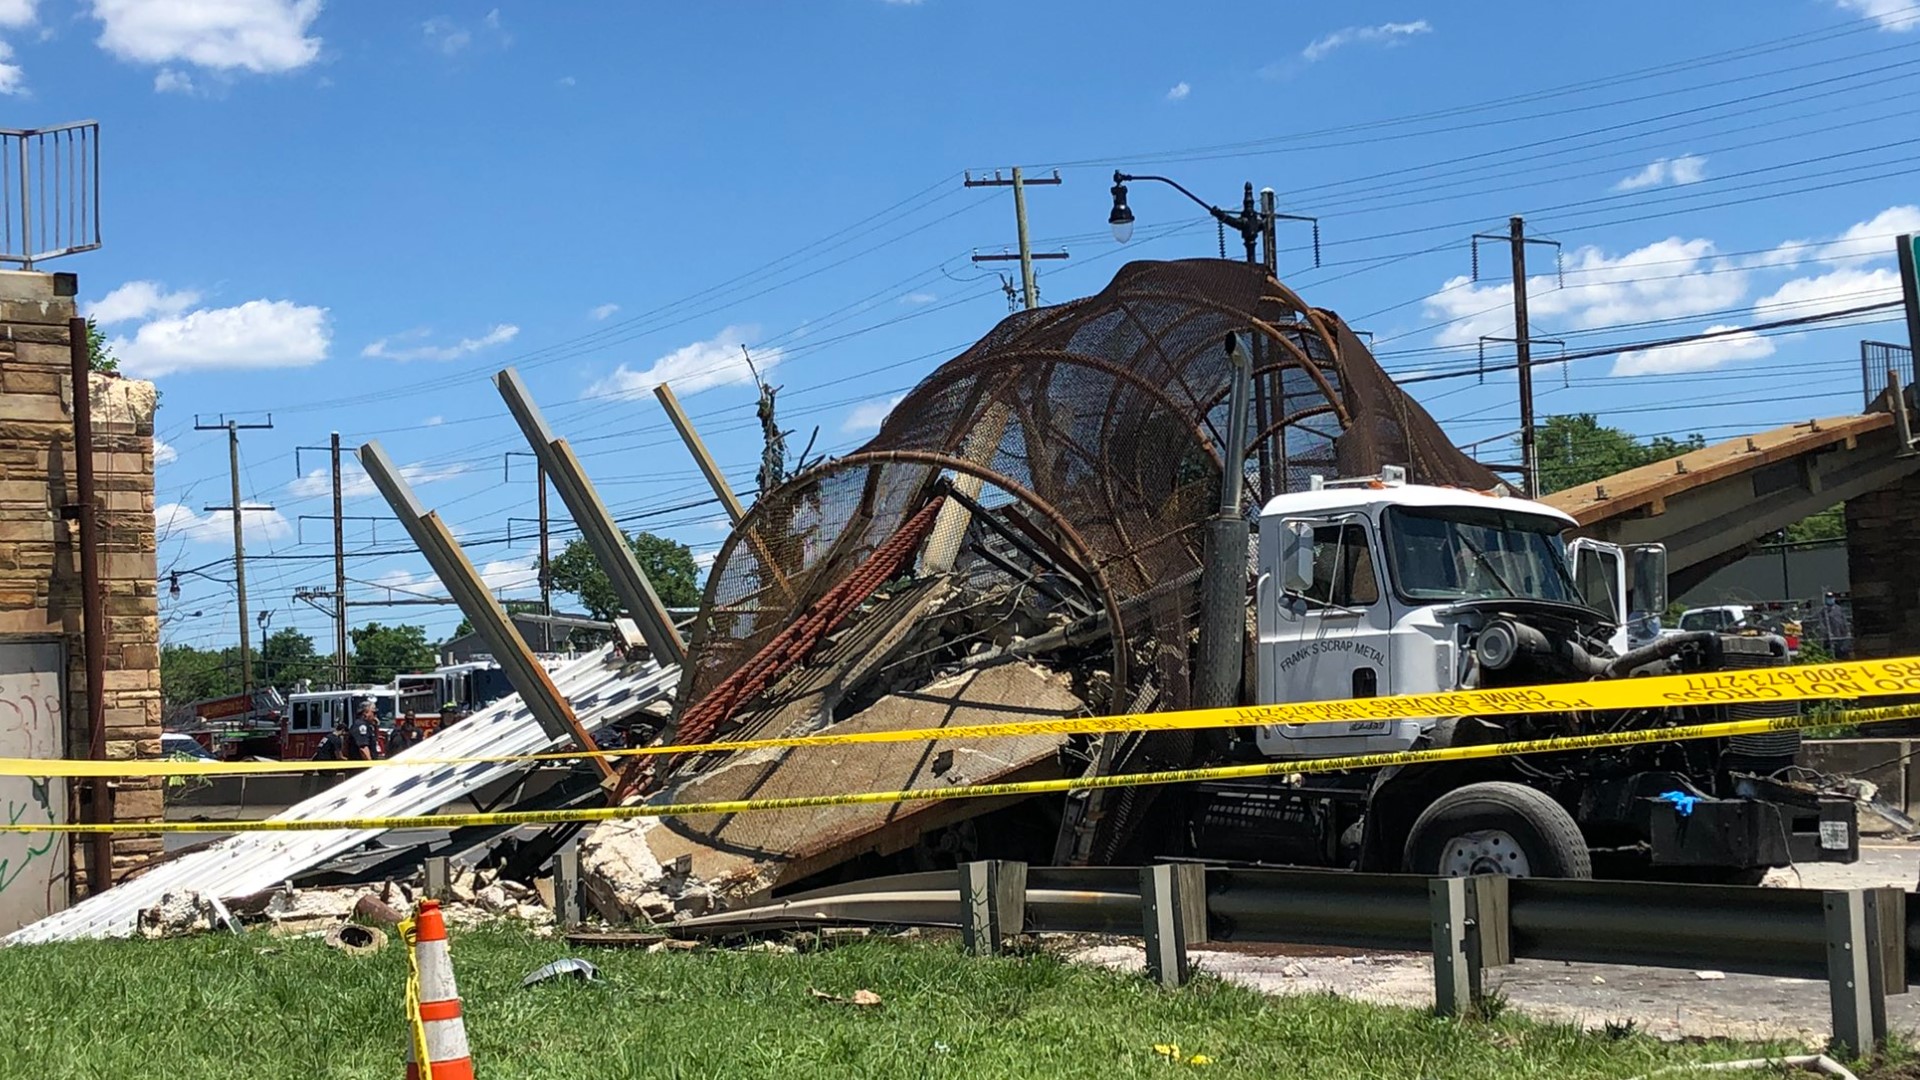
(15, 652), (1920, 780)
(10, 700), (1919, 835)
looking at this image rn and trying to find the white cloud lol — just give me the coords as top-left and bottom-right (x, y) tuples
(422, 16), (469, 54)
(289, 460), (470, 499)
(1835, 0), (1920, 31)
(370, 567), (442, 596)
(0, 0), (36, 28)
(1613, 154), (1708, 191)
(155, 501), (290, 545)
(1302, 19), (1431, 62)
(0, 41), (23, 95)
(90, 0), (323, 74)
(1760, 205), (1920, 270)
(1611, 326), (1777, 376)
(1165, 81), (1190, 101)
(691, 548), (719, 573)
(484, 8), (500, 30)
(557, 75), (576, 87)
(900, 292), (937, 306)
(362, 323), (518, 362)
(1754, 265), (1903, 316)
(478, 554), (539, 596)
(152, 436), (177, 466)
(112, 298), (330, 378)
(880, 0), (923, 5)
(586, 325), (780, 400)
(152, 67), (194, 93)
(841, 394), (904, 434)
(589, 302), (619, 321)
(1424, 236), (1746, 348)
(87, 280), (201, 325)
(424, 415), (445, 427)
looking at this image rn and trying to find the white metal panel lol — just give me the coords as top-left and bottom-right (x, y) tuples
(7, 646), (675, 944)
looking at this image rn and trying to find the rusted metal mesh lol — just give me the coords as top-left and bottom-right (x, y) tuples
(671, 259), (1494, 770)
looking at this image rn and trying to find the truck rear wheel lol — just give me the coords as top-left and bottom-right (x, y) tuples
(1403, 782), (1592, 879)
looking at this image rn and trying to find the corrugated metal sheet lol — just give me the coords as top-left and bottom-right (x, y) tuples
(8, 646), (677, 944)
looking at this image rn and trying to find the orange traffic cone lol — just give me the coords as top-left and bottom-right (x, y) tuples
(403, 900), (475, 1080)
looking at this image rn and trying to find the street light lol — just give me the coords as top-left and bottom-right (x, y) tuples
(1108, 177), (1134, 243)
(1107, 169), (1320, 270)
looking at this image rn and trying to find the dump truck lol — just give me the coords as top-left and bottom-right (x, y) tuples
(1153, 467), (1858, 883)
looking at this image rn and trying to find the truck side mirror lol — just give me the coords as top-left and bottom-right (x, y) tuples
(1626, 544), (1668, 617)
(1280, 520), (1314, 592)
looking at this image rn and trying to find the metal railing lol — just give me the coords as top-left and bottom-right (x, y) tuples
(0, 121), (100, 269)
(661, 863), (1910, 1056)
(1863, 340), (1914, 411)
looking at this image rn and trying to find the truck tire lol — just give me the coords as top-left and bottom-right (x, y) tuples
(1403, 782), (1592, 879)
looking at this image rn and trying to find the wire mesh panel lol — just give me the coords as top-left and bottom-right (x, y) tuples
(0, 122), (101, 268)
(669, 260), (1496, 799)
(1861, 339), (1914, 410)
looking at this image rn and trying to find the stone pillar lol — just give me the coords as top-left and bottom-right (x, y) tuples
(1845, 472), (1920, 661)
(0, 269), (162, 902)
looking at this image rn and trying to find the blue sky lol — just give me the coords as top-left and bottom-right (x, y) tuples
(5, 0), (1914, 655)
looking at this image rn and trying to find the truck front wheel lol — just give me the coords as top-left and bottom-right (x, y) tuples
(1403, 782), (1592, 879)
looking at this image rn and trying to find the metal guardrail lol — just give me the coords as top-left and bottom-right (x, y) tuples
(668, 863), (1909, 1056)
(0, 122), (100, 269)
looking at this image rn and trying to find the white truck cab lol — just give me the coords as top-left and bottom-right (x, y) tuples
(1253, 469), (1666, 759)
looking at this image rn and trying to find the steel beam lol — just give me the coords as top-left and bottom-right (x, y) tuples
(960, 860), (1027, 957)
(1142, 863), (1206, 988)
(494, 368), (687, 666)
(358, 441), (616, 783)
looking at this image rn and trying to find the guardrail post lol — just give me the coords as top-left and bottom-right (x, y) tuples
(1825, 888), (1890, 1056)
(424, 856), (450, 901)
(1431, 876), (1506, 1017)
(554, 845), (583, 931)
(1142, 863), (1207, 988)
(960, 860), (1026, 957)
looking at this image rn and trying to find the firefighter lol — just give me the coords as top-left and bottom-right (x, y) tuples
(312, 721), (348, 761)
(387, 712), (424, 757)
(438, 701), (460, 732)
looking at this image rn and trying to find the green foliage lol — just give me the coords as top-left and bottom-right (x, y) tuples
(447, 600), (550, 643)
(159, 643), (239, 721)
(85, 317), (117, 375)
(346, 621), (436, 684)
(1532, 415), (1705, 496)
(548, 531), (701, 620)
(1784, 504), (1845, 543)
(257, 627), (329, 689)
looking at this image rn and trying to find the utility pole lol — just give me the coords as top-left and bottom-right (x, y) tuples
(196, 415), (274, 691)
(331, 432), (347, 684)
(965, 168), (1067, 310)
(1470, 217), (1561, 498)
(505, 451), (553, 652)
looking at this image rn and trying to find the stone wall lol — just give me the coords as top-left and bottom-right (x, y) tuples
(0, 270), (162, 901)
(1845, 468), (1920, 660)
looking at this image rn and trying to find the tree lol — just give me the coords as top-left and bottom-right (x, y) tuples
(1532, 415), (1705, 496)
(447, 600), (550, 643)
(1785, 504), (1846, 543)
(257, 627), (330, 689)
(548, 531), (701, 620)
(85, 317), (117, 375)
(160, 643), (238, 723)
(347, 622), (436, 685)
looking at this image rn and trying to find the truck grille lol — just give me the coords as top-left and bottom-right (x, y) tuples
(1717, 634), (1801, 762)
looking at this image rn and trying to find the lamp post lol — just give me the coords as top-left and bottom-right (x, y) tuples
(1108, 170), (1319, 273)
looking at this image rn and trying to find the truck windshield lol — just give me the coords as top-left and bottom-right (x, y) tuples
(1384, 506), (1580, 604)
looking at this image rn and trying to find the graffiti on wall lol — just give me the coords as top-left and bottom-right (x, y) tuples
(0, 642), (67, 934)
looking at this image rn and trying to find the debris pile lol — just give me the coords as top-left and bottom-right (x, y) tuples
(568, 258), (1492, 918)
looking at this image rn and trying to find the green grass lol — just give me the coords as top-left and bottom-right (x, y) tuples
(0, 927), (1825, 1079)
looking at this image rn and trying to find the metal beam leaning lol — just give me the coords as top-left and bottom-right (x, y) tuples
(494, 367), (687, 667)
(358, 441), (617, 784)
(653, 381), (794, 602)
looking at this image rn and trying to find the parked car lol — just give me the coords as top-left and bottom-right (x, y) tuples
(160, 732), (218, 761)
